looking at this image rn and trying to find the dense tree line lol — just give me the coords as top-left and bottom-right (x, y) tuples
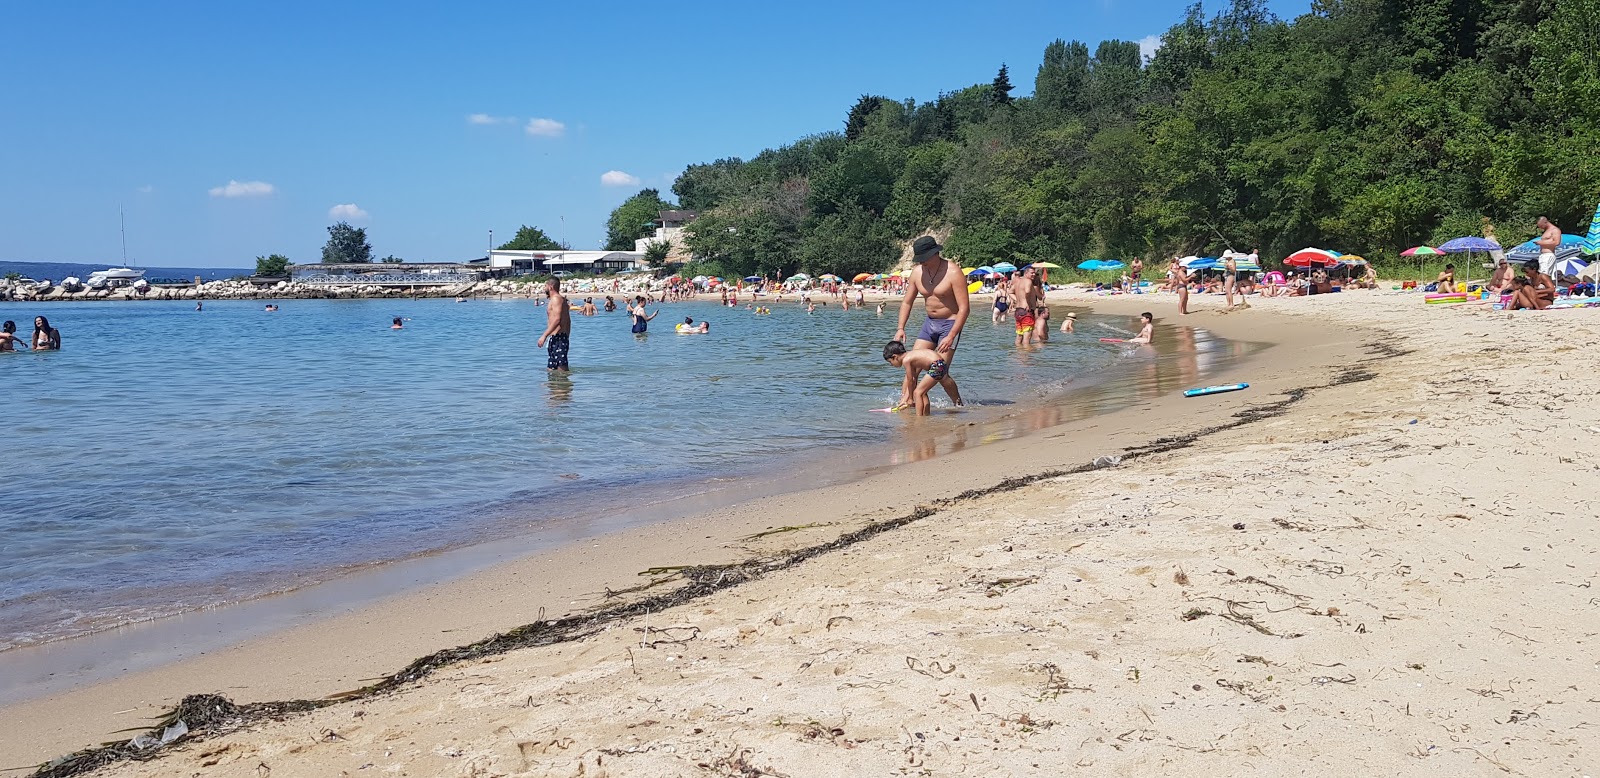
(652, 0), (1596, 279)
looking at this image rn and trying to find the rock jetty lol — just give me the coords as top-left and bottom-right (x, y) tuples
(0, 278), (544, 303)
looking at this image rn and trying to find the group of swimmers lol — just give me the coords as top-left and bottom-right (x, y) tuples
(0, 317), (60, 351)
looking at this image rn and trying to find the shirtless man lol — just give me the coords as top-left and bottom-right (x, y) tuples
(894, 236), (970, 384)
(1488, 259), (1515, 295)
(1129, 257), (1144, 292)
(1535, 216), (1561, 277)
(1009, 266), (1042, 344)
(536, 278), (572, 372)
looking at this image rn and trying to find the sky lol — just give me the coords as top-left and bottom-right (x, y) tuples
(0, 0), (1310, 269)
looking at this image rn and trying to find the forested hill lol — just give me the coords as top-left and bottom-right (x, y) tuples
(616, 0), (1598, 279)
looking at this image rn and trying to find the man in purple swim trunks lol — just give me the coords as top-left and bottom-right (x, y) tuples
(893, 236), (970, 401)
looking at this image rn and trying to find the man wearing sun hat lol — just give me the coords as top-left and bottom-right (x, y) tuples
(893, 236), (970, 384)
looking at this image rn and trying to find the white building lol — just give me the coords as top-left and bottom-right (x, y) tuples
(634, 210), (698, 262)
(481, 250), (646, 275)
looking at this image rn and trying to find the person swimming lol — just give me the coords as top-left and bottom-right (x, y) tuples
(1, 320), (27, 351)
(391, 317), (404, 329)
(31, 316), (59, 351)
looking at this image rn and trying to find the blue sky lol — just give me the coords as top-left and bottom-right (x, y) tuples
(1, 0), (1308, 269)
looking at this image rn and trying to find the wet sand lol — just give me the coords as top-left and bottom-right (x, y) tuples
(12, 286), (1596, 776)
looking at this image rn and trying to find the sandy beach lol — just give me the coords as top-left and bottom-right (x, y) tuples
(8, 287), (1599, 776)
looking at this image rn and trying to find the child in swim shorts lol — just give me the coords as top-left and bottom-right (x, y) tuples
(883, 340), (963, 416)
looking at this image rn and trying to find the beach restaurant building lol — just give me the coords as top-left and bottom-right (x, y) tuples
(479, 250), (647, 275)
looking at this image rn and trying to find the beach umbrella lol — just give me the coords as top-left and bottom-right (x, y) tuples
(1177, 255), (1204, 267)
(1553, 258), (1589, 278)
(966, 268), (991, 279)
(692, 275), (708, 283)
(992, 262), (1018, 273)
(1506, 234), (1586, 262)
(1077, 260), (1106, 270)
(1438, 236), (1501, 253)
(743, 275), (762, 283)
(1439, 237), (1502, 287)
(852, 272), (872, 283)
(1031, 261), (1064, 269)
(1401, 246), (1443, 282)
(871, 273), (888, 280)
(1284, 247), (1340, 267)
(1584, 201), (1600, 256)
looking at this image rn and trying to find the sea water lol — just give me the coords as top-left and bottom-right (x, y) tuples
(0, 297), (1256, 651)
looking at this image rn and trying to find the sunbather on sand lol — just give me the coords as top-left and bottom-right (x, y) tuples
(1505, 277), (1549, 310)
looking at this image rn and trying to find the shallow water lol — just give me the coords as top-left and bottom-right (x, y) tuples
(0, 296), (1256, 650)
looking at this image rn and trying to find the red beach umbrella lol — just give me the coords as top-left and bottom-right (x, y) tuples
(1283, 248), (1340, 267)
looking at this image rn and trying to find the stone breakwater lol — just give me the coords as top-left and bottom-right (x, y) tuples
(0, 278), (550, 303)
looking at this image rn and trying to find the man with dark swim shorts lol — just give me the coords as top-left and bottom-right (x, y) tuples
(893, 236), (969, 396)
(537, 278), (572, 371)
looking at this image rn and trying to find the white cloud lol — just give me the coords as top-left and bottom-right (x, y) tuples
(328, 203), (369, 221)
(600, 170), (641, 187)
(208, 179), (275, 198)
(1138, 34), (1163, 61)
(524, 118), (566, 137)
(467, 113), (514, 125)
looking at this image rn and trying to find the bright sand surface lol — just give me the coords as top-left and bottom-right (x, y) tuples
(7, 287), (1600, 776)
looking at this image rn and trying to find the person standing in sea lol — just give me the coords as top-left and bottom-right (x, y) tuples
(894, 236), (969, 383)
(1009, 266), (1042, 345)
(536, 278), (572, 372)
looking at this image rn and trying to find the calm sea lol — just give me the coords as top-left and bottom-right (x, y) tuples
(0, 296), (1257, 651)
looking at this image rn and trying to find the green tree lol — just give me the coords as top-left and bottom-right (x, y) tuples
(796, 206), (897, 276)
(1035, 40), (1091, 114)
(605, 188), (676, 251)
(990, 64), (1015, 107)
(321, 222), (372, 264)
(643, 239), (673, 266)
(497, 225), (564, 251)
(380, 255), (404, 264)
(845, 94), (889, 140)
(254, 254), (291, 276)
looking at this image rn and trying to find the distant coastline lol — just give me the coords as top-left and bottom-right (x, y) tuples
(0, 260), (239, 284)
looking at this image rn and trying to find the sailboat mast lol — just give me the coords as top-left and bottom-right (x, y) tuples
(120, 206), (128, 264)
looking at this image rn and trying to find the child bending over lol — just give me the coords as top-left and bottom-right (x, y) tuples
(883, 340), (962, 416)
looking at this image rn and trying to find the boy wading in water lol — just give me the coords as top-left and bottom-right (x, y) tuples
(884, 340), (961, 416)
(894, 236), (969, 385)
(537, 278), (572, 371)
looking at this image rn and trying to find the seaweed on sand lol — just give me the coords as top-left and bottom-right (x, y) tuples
(27, 341), (1391, 777)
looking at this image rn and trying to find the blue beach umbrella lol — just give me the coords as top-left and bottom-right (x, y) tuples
(1077, 260), (1105, 270)
(1438, 236), (1501, 253)
(1553, 258), (1589, 277)
(1506, 234), (1586, 262)
(992, 262), (1018, 273)
(743, 275), (762, 283)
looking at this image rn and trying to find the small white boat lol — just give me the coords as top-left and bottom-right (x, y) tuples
(60, 277), (85, 293)
(88, 267), (145, 289)
(31, 279), (53, 293)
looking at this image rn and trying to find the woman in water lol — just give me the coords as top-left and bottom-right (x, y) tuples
(1, 320), (28, 351)
(629, 296), (659, 333)
(32, 316), (59, 350)
(391, 317), (404, 329)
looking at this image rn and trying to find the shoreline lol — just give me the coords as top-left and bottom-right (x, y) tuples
(0, 292), (1365, 770)
(0, 293), (1238, 658)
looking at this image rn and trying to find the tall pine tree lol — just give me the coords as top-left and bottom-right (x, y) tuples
(989, 64), (1014, 107)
